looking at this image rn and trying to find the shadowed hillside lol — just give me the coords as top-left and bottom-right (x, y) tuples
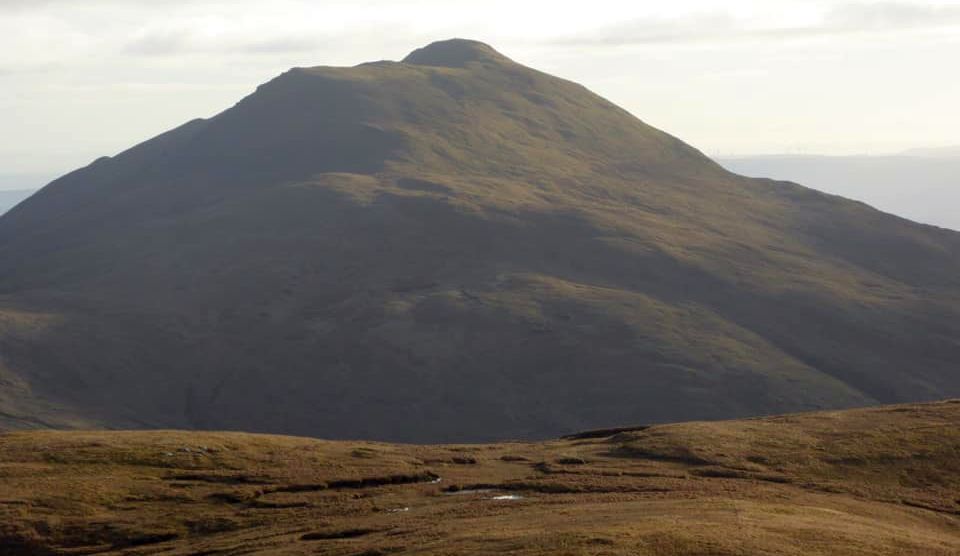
(0, 189), (34, 216)
(1, 39), (960, 440)
(1, 401), (959, 554)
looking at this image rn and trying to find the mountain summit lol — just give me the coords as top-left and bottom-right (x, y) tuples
(402, 38), (511, 67)
(1, 41), (959, 441)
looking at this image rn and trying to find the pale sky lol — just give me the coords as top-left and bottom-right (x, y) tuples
(2, 0), (959, 185)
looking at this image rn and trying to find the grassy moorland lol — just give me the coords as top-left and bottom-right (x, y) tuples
(1, 400), (958, 555)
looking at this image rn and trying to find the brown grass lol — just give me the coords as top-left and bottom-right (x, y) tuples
(1, 400), (958, 554)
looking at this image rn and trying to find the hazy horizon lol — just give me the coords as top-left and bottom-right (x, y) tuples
(719, 152), (960, 231)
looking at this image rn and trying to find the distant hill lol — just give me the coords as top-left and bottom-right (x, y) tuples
(2, 400), (959, 554)
(1, 39), (960, 441)
(720, 154), (960, 231)
(0, 189), (35, 215)
(901, 145), (960, 157)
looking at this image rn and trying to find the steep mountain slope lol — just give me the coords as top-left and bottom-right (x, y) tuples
(0, 189), (35, 215)
(1, 39), (959, 441)
(2, 401), (959, 555)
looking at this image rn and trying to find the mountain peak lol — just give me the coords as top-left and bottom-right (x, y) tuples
(402, 38), (509, 68)
(3, 38), (960, 444)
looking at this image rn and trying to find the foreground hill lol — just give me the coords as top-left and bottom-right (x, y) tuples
(2, 39), (960, 440)
(2, 401), (959, 555)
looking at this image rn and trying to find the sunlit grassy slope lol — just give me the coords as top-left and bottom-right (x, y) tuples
(1, 400), (959, 555)
(1, 40), (959, 440)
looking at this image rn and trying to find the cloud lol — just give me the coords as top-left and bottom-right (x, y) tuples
(123, 30), (192, 56)
(124, 33), (328, 56)
(123, 28), (333, 57)
(0, 0), (56, 10)
(0, 0), (214, 10)
(0, 63), (61, 77)
(547, 12), (739, 46)
(827, 1), (960, 29)
(550, 2), (960, 47)
(242, 37), (327, 55)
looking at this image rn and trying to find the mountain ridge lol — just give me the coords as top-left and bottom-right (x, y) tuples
(0, 189), (35, 216)
(1, 40), (959, 441)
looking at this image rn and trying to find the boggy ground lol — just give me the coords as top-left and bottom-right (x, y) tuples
(2, 400), (959, 555)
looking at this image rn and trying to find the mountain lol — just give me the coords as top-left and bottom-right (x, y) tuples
(720, 154), (960, 231)
(0, 189), (35, 215)
(1, 39), (960, 441)
(2, 400), (959, 554)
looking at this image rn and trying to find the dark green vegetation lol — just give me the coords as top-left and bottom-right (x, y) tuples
(2, 401), (959, 554)
(1, 40), (960, 440)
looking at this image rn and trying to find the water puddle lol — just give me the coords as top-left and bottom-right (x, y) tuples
(444, 489), (494, 496)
